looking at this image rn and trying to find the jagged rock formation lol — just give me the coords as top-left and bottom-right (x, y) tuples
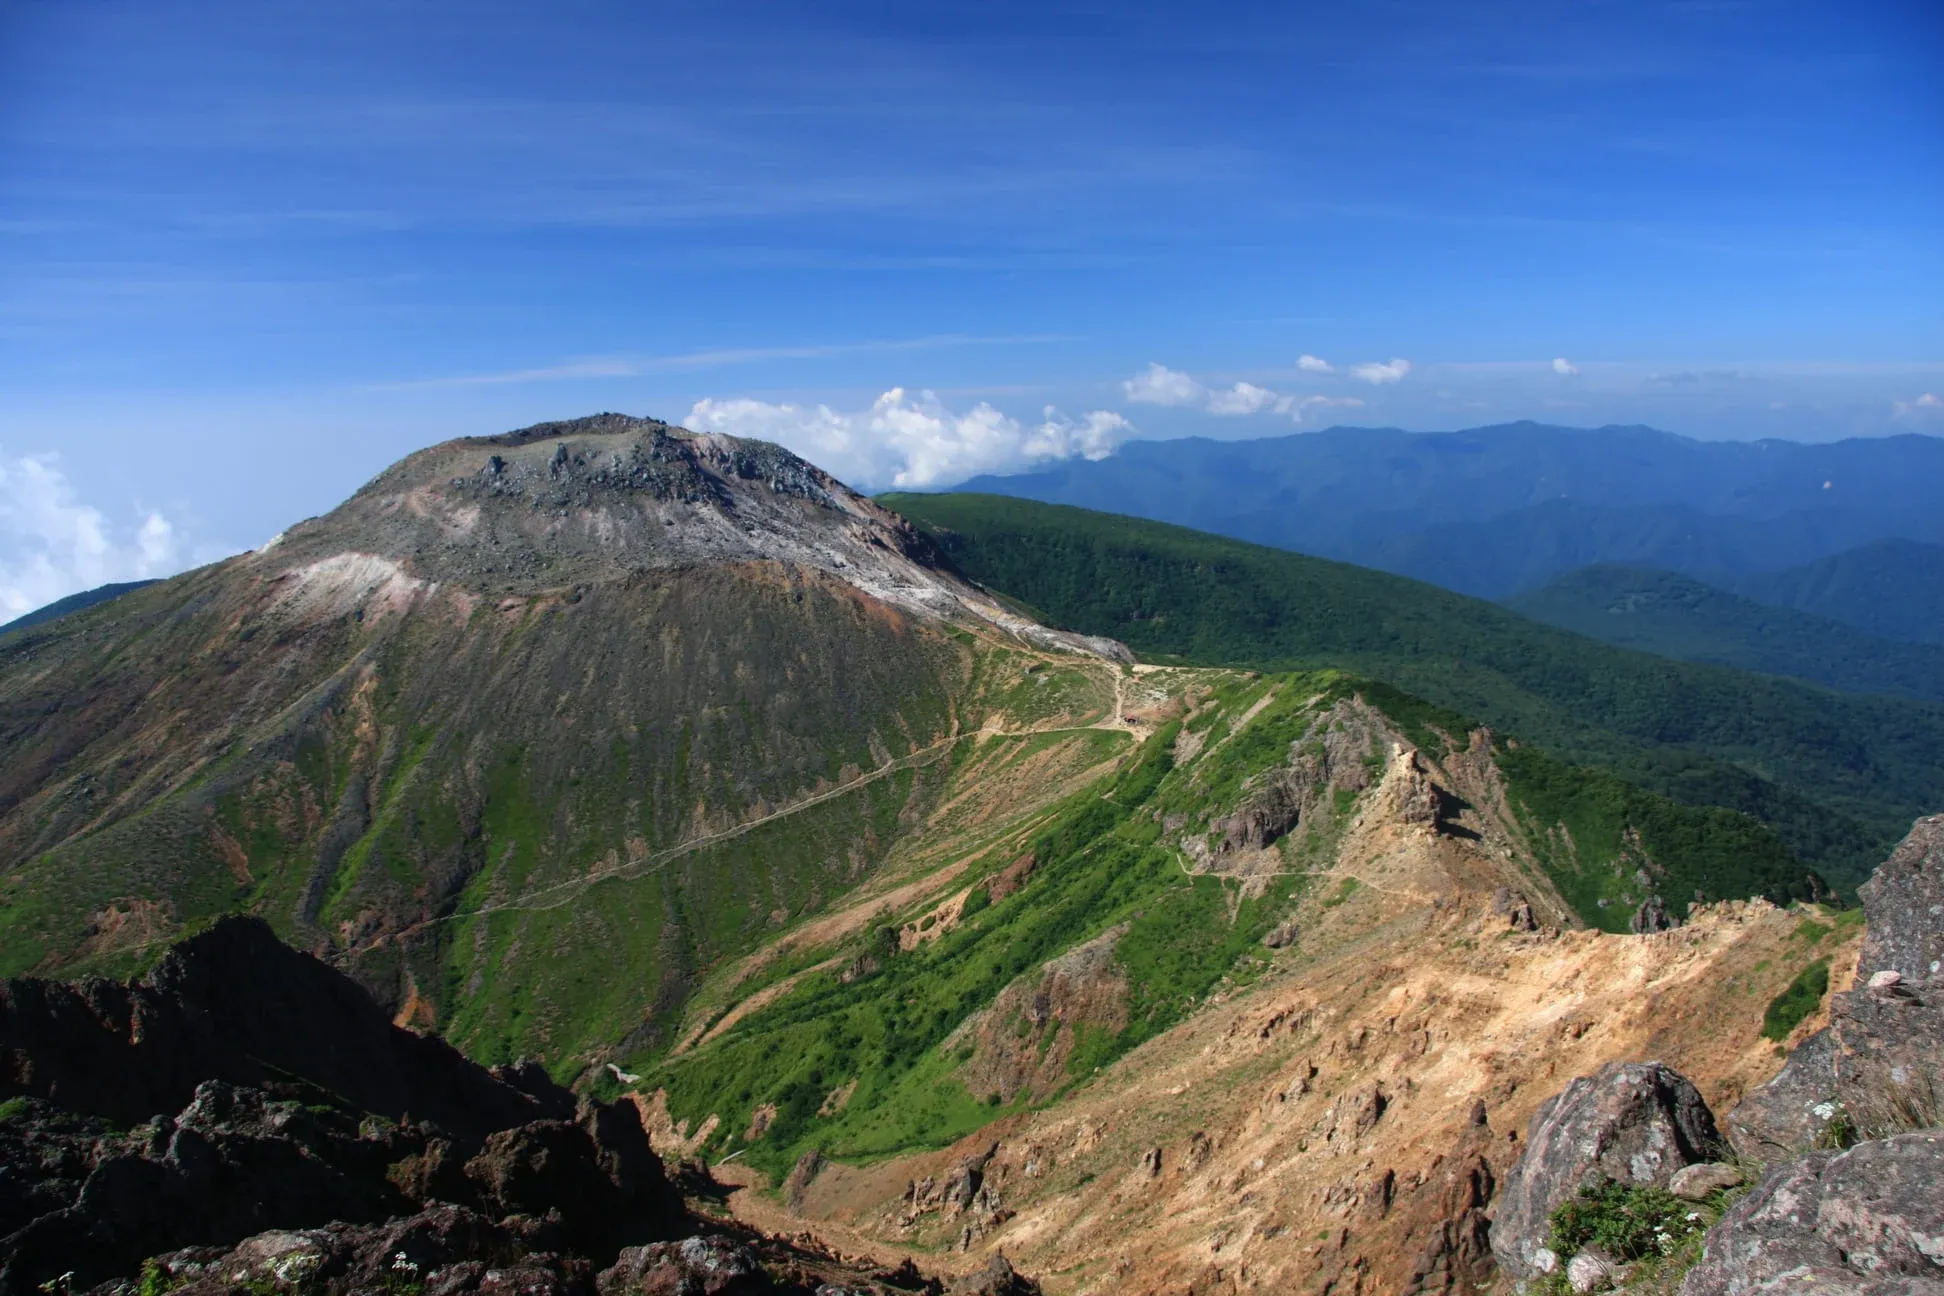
(1490, 1061), (1725, 1282)
(1729, 815), (1944, 1159)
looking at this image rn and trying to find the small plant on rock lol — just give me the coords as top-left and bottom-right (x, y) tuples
(1549, 1177), (1705, 1264)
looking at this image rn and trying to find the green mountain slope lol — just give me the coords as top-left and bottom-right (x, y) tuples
(883, 493), (1944, 889)
(1505, 565), (1944, 703)
(644, 668), (1816, 1177)
(1734, 539), (1944, 647)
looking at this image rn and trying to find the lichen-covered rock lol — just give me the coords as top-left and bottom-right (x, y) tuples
(1857, 815), (1944, 983)
(1727, 1027), (1841, 1160)
(1669, 1162), (1743, 1201)
(1490, 1061), (1724, 1281)
(1730, 816), (1944, 1160)
(1679, 1132), (1944, 1295)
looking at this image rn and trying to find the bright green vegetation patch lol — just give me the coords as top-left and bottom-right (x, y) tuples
(0, 1096), (29, 1124)
(1549, 1178), (1705, 1265)
(887, 492), (1944, 890)
(1762, 959), (1831, 1042)
(1538, 1177), (1730, 1295)
(644, 683), (1336, 1178)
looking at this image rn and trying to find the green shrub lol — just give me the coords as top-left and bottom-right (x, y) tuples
(960, 885), (991, 918)
(1762, 959), (1830, 1041)
(1548, 1178), (1704, 1263)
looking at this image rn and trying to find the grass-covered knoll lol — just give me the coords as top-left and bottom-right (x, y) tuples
(884, 493), (1944, 890)
(1505, 565), (1944, 703)
(640, 669), (1817, 1176)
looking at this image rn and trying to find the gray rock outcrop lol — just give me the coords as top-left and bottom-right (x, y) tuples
(1490, 1061), (1725, 1281)
(1729, 816), (1944, 1159)
(1679, 1132), (1944, 1295)
(1858, 815), (1944, 983)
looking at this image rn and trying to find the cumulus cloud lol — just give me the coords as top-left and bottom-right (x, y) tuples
(1122, 362), (1207, 407)
(1894, 392), (1944, 419)
(1551, 357), (1579, 376)
(1204, 381), (1281, 416)
(685, 388), (1130, 489)
(0, 453), (193, 620)
(1123, 364), (1289, 417)
(1297, 354), (1334, 373)
(1349, 358), (1413, 385)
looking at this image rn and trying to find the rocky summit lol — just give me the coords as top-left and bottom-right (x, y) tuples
(2, 416), (1941, 1295)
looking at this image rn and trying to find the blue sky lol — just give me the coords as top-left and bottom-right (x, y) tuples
(1, 0), (1940, 612)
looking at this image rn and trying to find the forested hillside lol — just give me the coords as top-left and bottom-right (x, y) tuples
(885, 493), (1944, 890)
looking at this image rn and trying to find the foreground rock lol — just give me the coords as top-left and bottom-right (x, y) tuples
(1490, 1061), (1725, 1282)
(0, 919), (1003, 1296)
(1679, 1131), (1944, 1295)
(1729, 816), (1944, 1159)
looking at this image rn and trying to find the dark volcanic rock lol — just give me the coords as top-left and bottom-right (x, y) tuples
(0, 916), (565, 1138)
(597, 1235), (770, 1295)
(1490, 1061), (1724, 1281)
(1857, 815), (1944, 983)
(941, 1255), (1040, 1296)
(0, 920), (685, 1295)
(1679, 1132), (1944, 1295)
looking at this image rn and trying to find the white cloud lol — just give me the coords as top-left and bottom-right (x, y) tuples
(1123, 365), (1286, 417)
(1297, 354), (1335, 374)
(1349, 357), (1413, 385)
(1204, 381), (1281, 416)
(1286, 394), (1366, 423)
(1893, 392), (1943, 419)
(1122, 362), (1207, 407)
(685, 388), (1130, 489)
(0, 453), (193, 620)
(1551, 357), (1579, 376)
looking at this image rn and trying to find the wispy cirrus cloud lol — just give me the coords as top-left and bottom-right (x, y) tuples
(377, 333), (1073, 389)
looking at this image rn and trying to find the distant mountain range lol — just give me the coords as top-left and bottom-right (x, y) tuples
(953, 421), (1944, 601)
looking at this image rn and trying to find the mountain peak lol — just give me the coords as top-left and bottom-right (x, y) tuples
(260, 414), (1127, 660)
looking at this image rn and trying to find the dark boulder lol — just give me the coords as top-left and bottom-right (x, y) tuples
(1490, 1061), (1724, 1281)
(0, 917), (568, 1138)
(942, 1255), (1040, 1296)
(598, 1235), (770, 1295)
